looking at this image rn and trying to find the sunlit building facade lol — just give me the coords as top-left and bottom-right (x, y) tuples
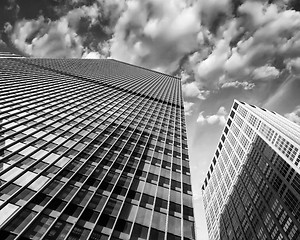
(202, 100), (300, 240)
(0, 58), (195, 240)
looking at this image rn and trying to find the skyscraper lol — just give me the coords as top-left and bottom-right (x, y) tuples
(0, 58), (195, 240)
(202, 100), (300, 240)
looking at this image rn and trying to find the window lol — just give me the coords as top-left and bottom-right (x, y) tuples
(57, 184), (78, 201)
(131, 223), (148, 239)
(103, 198), (122, 217)
(168, 216), (181, 236)
(140, 194), (154, 209)
(155, 197), (168, 214)
(0, 167), (23, 182)
(14, 171), (37, 186)
(72, 189), (93, 207)
(28, 175), (49, 191)
(14, 188), (35, 202)
(67, 226), (90, 240)
(119, 202), (138, 222)
(149, 228), (165, 239)
(0, 203), (19, 226)
(146, 173), (158, 184)
(113, 219), (132, 236)
(23, 214), (55, 239)
(5, 208), (37, 234)
(0, 183), (21, 200)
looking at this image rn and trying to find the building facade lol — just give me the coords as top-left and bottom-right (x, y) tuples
(202, 100), (300, 240)
(0, 58), (195, 240)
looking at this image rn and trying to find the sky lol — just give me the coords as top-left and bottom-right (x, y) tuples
(1, 0), (300, 239)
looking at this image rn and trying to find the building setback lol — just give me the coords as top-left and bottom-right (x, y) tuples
(202, 100), (300, 240)
(0, 58), (195, 240)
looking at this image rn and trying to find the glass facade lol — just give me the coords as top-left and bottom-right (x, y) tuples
(0, 58), (195, 240)
(202, 100), (300, 240)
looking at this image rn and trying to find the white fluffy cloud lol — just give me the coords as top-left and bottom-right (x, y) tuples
(8, 0), (300, 101)
(197, 106), (227, 125)
(182, 81), (209, 99)
(12, 16), (83, 58)
(196, 111), (206, 124)
(10, 1), (125, 58)
(189, 1), (300, 92)
(110, 0), (202, 73)
(285, 58), (300, 76)
(82, 41), (111, 59)
(82, 51), (101, 59)
(252, 65), (280, 80)
(228, 2), (300, 74)
(184, 101), (195, 116)
(284, 106), (300, 125)
(221, 81), (255, 90)
(196, 39), (230, 88)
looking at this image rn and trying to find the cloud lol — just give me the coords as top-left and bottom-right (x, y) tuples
(285, 58), (300, 76)
(4, 22), (13, 33)
(82, 51), (101, 59)
(82, 41), (111, 59)
(6, 0), (300, 103)
(189, 1), (300, 92)
(180, 71), (190, 83)
(221, 81), (255, 90)
(97, 0), (126, 28)
(8, 1), (126, 58)
(232, 2), (300, 72)
(184, 102), (195, 116)
(252, 65), (280, 80)
(284, 106), (300, 125)
(199, 0), (231, 33)
(195, 39), (230, 89)
(182, 81), (209, 99)
(197, 106), (228, 126)
(196, 111), (206, 124)
(110, 0), (202, 73)
(11, 16), (83, 58)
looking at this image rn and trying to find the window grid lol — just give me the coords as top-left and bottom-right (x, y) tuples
(0, 58), (194, 240)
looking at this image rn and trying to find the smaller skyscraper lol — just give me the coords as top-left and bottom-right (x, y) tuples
(202, 100), (300, 240)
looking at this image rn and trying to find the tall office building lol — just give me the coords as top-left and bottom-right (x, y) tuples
(0, 58), (195, 240)
(202, 100), (300, 240)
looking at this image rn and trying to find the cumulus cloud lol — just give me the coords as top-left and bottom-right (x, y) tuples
(196, 111), (206, 125)
(189, 1), (300, 92)
(110, 0), (202, 73)
(221, 81), (255, 90)
(4, 22), (13, 33)
(198, 0), (231, 33)
(182, 81), (209, 99)
(98, 0), (126, 28)
(11, 16), (83, 58)
(229, 2), (300, 74)
(8, 1), (126, 58)
(9, 1), (104, 58)
(82, 41), (111, 59)
(184, 102), (195, 116)
(82, 51), (101, 59)
(252, 65), (280, 80)
(284, 106), (300, 125)
(196, 39), (230, 88)
(197, 106), (228, 126)
(180, 71), (191, 84)
(285, 58), (300, 76)
(6, 0), (300, 102)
